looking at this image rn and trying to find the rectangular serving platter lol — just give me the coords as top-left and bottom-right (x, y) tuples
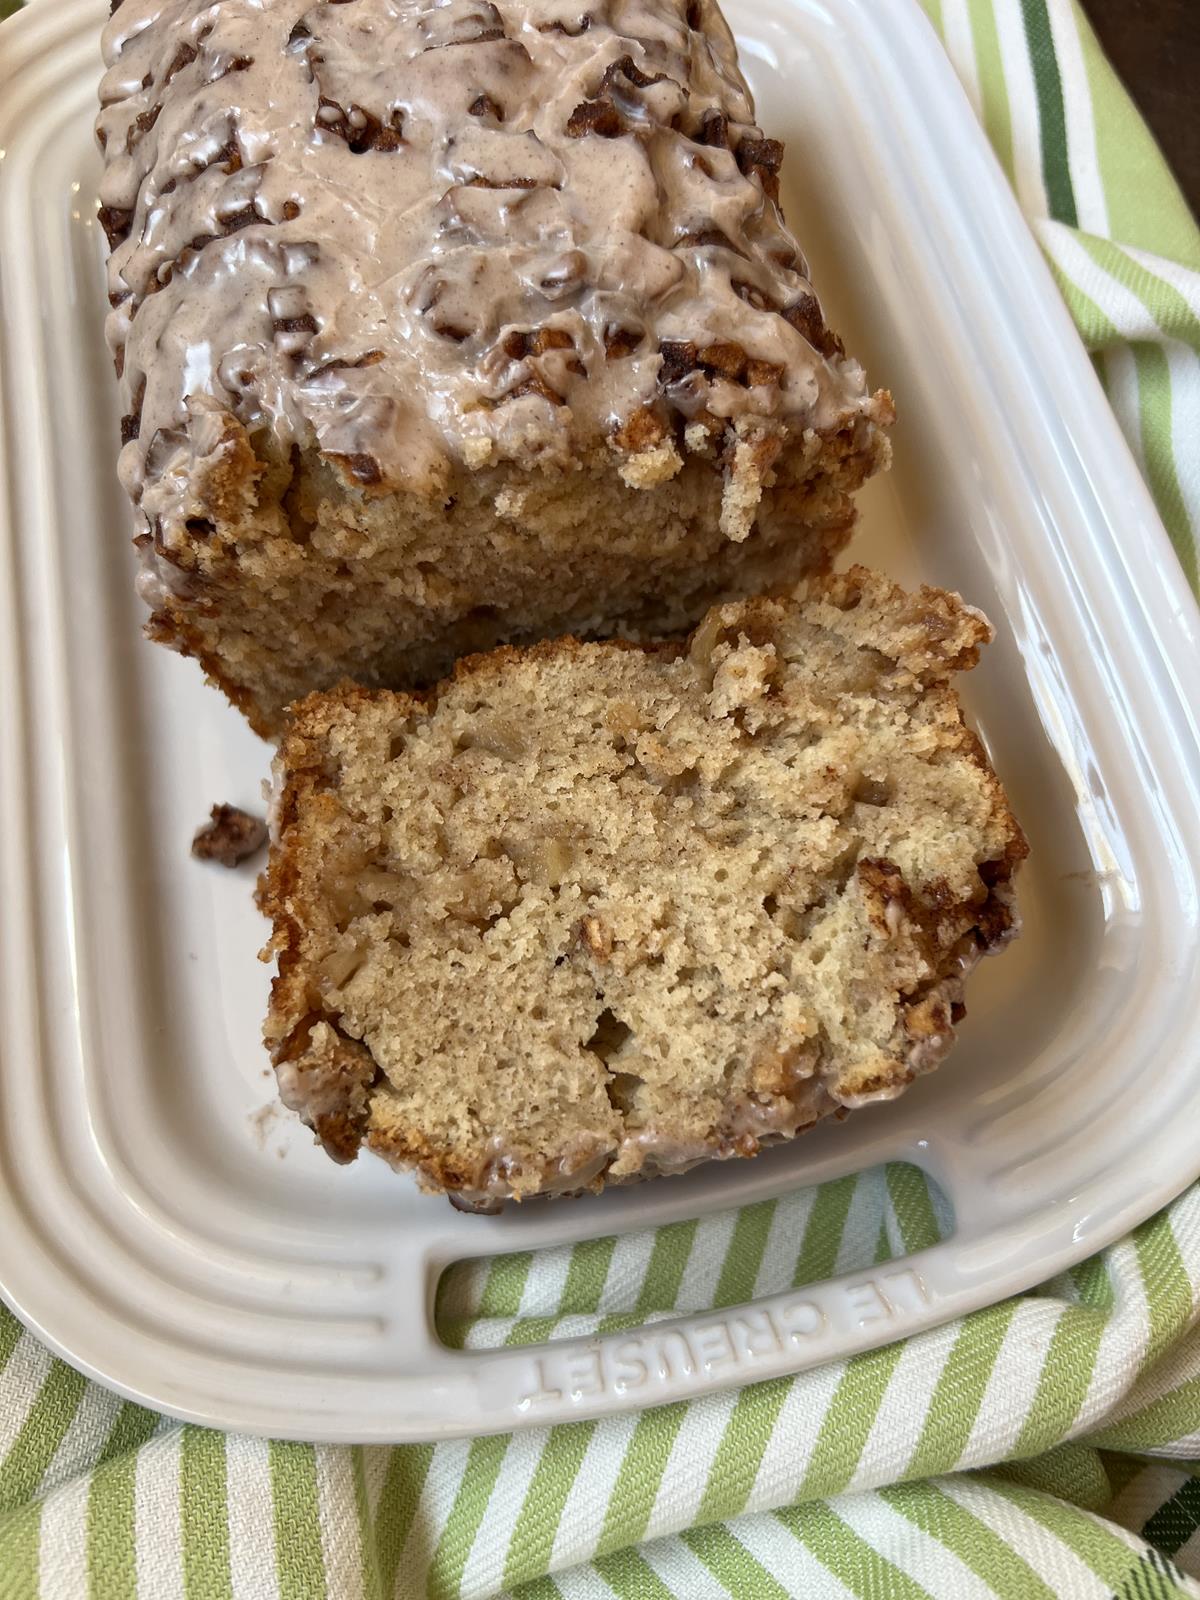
(1, 0), (1199, 1443)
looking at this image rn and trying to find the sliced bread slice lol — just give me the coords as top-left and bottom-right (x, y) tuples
(260, 567), (1026, 1207)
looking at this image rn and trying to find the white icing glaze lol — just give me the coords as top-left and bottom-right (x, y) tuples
(96, 0), (881, 538)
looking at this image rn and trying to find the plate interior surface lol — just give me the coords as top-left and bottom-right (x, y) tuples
(1, 0), (1199, 1440)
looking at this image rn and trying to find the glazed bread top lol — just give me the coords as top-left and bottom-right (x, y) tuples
(97, 0), (887, 531)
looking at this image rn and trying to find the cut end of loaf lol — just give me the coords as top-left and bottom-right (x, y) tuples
(260, 567), (1026, 1207)
(141, 418), (889, 737)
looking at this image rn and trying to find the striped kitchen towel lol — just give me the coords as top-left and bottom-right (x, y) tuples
(1, 0), (1199, 1596)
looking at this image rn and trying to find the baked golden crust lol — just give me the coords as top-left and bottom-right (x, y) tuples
(260, 567), (1026, 1205)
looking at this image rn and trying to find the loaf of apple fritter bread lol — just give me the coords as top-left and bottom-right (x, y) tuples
(97, 0), (892, 736)
(260, 568), (1025, 1207)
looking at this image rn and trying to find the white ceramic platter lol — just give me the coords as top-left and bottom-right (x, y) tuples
(2, 0), (1200, 1445)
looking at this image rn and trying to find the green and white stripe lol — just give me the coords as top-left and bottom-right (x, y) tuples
(3, 0), (1200, 1594)
(3, 1179), (1200, 1597)
(930, 0), (1200, 590)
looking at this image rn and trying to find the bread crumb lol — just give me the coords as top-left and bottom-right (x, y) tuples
(617, 440), (684, 490)
(192, 804), (267, 867)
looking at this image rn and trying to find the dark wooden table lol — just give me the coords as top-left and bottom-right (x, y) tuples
(1079, 0), (1198, 219)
